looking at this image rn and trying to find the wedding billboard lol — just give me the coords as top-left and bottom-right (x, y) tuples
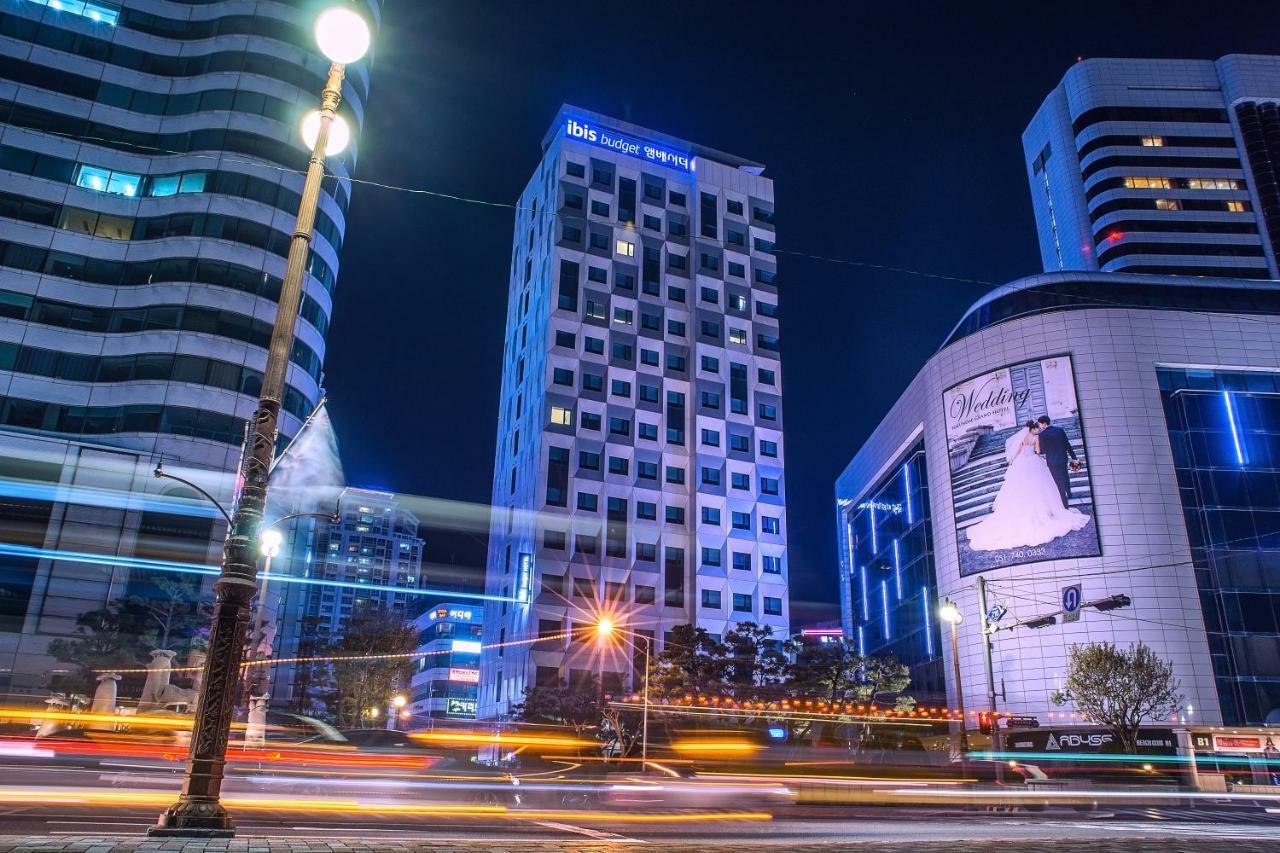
(943, 355), (1100, 575)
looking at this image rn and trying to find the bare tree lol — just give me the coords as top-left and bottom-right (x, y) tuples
(1052, 641), (1182, 753)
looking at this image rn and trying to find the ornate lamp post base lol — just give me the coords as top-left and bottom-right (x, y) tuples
(148, 799), (235, 837)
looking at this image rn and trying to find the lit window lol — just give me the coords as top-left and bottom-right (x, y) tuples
(1186, 177), (1240, 190)
(616, 240), (635, 257)
(550, 406), (573, 426)
(728, 294), (747, 311)
(75, 164), (140, 197)
(1154, 198), (1181, 211)
(1226, 200), (1246, 213)
(1140, 135), (1164, 147)
(729, 328), (747, 345)
(613, 307), (633, 325)
(1123, 177), (1173, 190)
(29, 0), (119, 26)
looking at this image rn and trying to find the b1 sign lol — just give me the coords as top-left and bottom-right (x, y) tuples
(565, 119), (691, 171)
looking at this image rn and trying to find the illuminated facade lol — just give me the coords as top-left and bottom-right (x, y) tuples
(272, 488), (424, 711)
(0, 0), (378, 696)
(836, 271), (1280, 727)
(1024, 55), (1280, 278)
(479, 106), (789, 718)
(409, 603), (482, 721)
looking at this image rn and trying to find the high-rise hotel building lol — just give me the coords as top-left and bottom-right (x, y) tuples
(0, 0), (376, 694)
(1023, 55), (1280, 279)
(479, 106), (789, 718)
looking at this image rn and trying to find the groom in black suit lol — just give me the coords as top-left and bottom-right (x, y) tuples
(1036, 415), (1078, 509)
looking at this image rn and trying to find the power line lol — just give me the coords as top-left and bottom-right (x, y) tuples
(984, 584), (1199, 634)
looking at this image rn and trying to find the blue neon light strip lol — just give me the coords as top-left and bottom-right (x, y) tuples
(892, 539), (902, 600)
(857, 625), (865, 656)
(845, 521), (856, 574)
(922, 586), (934, 656)
(1223, 390), (1246, 466)
(869, 505), (877, 552)
(860, 565), (869, 620)
(0, 543), (519, 603)
(902, 462), (913, 524)
(881, 580), (891, 639)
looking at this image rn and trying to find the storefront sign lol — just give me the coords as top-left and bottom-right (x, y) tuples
(448, 667), (480, 684)
(447, 698), (477, 717)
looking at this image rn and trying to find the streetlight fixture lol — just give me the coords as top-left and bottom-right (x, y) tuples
(938, 599), (969, 758)
(387, 694), (408, 731)
(150, 6), (370, 837)
(594, 618), (652, 766)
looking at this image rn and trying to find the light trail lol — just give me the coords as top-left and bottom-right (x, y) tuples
(0, 786), (774, 822)
(0, 543), (520, 604)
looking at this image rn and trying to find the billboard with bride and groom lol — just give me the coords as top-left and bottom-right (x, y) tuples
(943, 354), (1100, 575)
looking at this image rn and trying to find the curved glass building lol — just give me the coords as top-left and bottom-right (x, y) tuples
(0, 0), (378, 696)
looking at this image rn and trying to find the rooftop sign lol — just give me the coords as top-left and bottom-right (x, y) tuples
(565, 118), (691, 172)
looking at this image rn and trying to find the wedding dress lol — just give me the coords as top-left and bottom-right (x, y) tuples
(966, 427), (1089, 551)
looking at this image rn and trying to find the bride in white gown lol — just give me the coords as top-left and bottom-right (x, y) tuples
(967, 421), (1090, 551)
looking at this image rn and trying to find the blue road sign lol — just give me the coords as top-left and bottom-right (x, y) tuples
(1062, 584), (1082, 622)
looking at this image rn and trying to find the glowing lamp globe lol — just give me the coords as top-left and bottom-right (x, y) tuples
(259, 527), (283, 558)
(315, 6), (370, 65)
(391, 694), (407, 709)
(301, 110), (351, 156)
(596, 617), (615, 639)
(938, 601), (963, 625)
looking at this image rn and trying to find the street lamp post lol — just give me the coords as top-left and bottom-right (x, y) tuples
(150, 7), (370, 837)
(938, 599), (968, 759)
(595, 619), (652, 766)
(387, 694), (407, 731)
(243, 528), (282, 747)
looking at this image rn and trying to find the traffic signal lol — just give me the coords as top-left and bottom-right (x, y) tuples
(978, 711), (993, 735)
(1092, 594), (1132, 612)
(1025, 615), (1057, 629)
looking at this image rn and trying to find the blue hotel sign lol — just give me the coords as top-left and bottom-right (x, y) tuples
(565, 118), (691, 172)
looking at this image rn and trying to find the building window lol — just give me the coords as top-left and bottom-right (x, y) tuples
(1227, 200), (1246, 213)
(582, 373), (604, 392)
(759, 403), (778, 421)
(636, 502), (657, 521)
(577, 493), (598, 512)
(643, 213), (662, 230)
(761, 477), (780, 495)
(728, 261), (745, 278)
(543, 530), (566, 550)
(666, 466), (685, 485)
(731, 472), (750, 490)
(701, 391), (721, 410)
(555, 330), (576, 349)
(613, 307), (633, 326)
(701, 589), (722, 609)
(762, 515), (780, 534)
(669, 285), (686, 303)
(702, 507), (721, 525)
(616, 240), (635, 257)
(727, 199), (744, 215)
(701, 467), (721, 486)
(553, 367), (574, 386)
(611, 378), (632, 397)
(665, 506), (685, 525)
(608, 456), (629, 475)
(667, 354), (687, 372)
(732, 552), (751, 572)
(1154, 198), (1182, 211)
(762, 555), (782, 574)
(585, 336), (604, 355)
(1123, 176), (1173, 189)
(638, 422), (658, 440)
(581, 412), (601, 430)
(729, 328), (747, 345)
(701, 355), (720, 373)
(635, 584), (656, 602)
(609, 416), (631, 436)
(700, 320), (721, 339)
(729, 434), (750, 453)
(1140, 135), (1164, 147)
(639, 384), (660, 403)
(566, 161), (585, 178)
(759, 367), (776, 385)
(551, 406), (572, 426)
(641, 349), (660, 367)
(670, 190), (686, 207)
(732, 511), (751, 531)
(732, 593), (752, 613)
(578, 451), (600, 471)
(701, 428), (720, 447)
(763, 596), (783, 616)
(75, 164), (141, 197)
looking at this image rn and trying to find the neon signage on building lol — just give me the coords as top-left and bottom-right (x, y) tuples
(565, 118), (691, 172)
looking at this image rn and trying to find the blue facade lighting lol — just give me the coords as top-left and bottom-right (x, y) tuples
(1223, 390), (1246, 466)
(902, 461), (913, 524)
(869, 504), (878, 552)
(860, 565), (869, 620)
(922, 586), (934, 656)
(881, 580), (891, 639)
(893, 539), (903, 600)
(857, 624), (865, 656)
(845, 520), (856, 573)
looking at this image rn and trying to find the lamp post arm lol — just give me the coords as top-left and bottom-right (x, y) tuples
(154, 464), (233, 527)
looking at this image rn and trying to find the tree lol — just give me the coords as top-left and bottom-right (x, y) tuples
(328, 604), (417, 729)
(1052, 641), (1182, 754)
(126, 577), (211, 652)
(649, 624), (728, 698)
(46, 606), (149, 694)
(514, 675), (603, 743)
(722, 622), (793, 697)
(789, 639), (915, 711)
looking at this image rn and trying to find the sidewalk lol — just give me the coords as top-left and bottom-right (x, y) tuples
(2, 837), (1279, 853)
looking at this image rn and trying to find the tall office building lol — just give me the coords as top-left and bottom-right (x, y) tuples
(0, 0), (377, 694)
(478, 106), (789, 719)
(1023, 54), (1280, 279)
(271, 488), (424, 711)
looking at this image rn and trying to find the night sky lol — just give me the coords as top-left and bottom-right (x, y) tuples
(324, 1), (1275, 626)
